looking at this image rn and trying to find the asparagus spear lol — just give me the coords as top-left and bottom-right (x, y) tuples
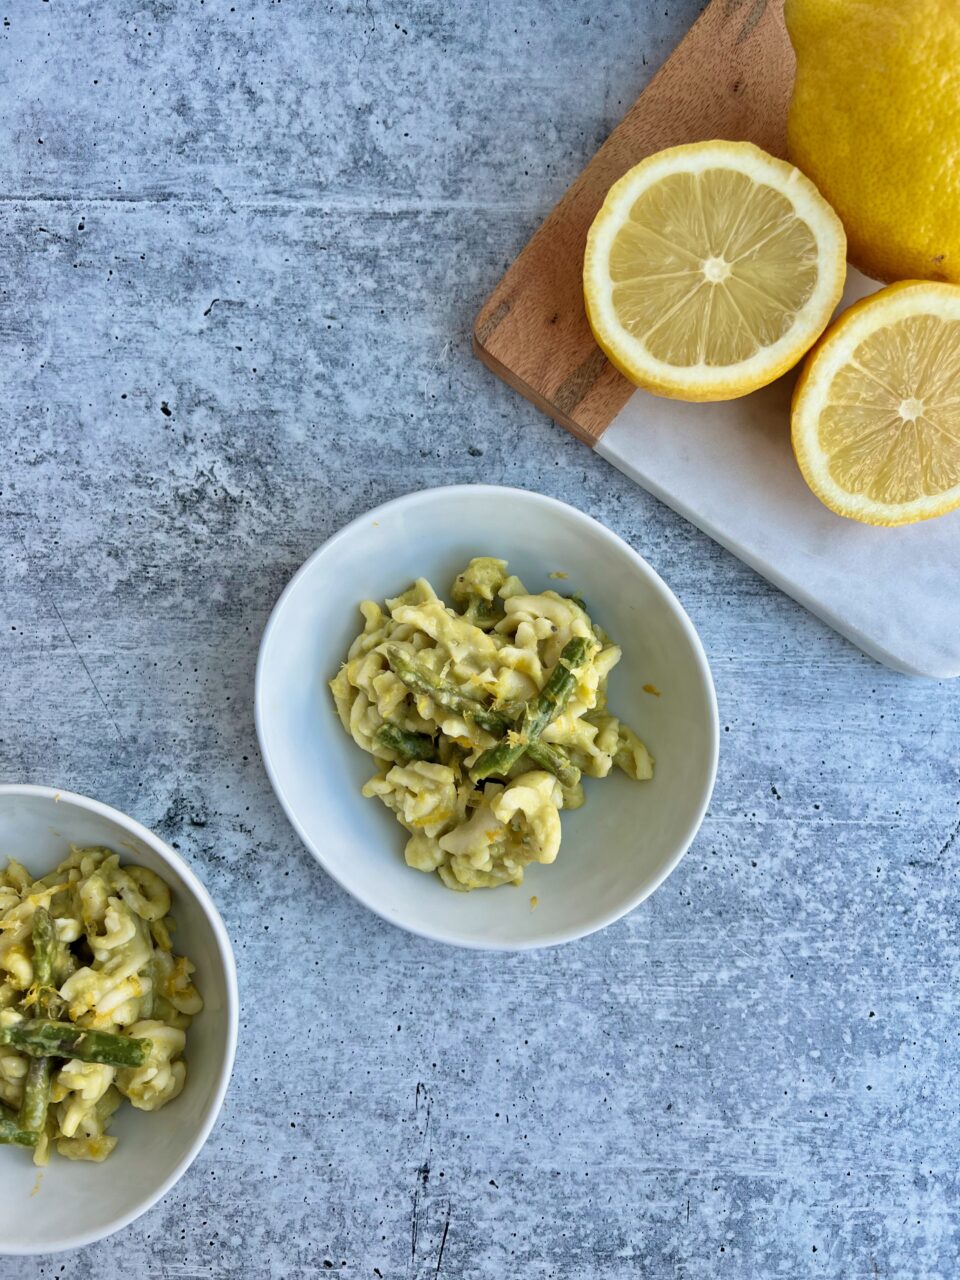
(384, 646), (510, 735)
(384, 647), (580, 783)
(376, 723), (438, 762)
(528, 741), (580, 789)
(17, 908), (55, 1136)
(14, 1070), (47, 1137)
(0, 1021), (150, 1068)
(470, 637), (593, 781)
(29, 907), (55, 993)
(378, 717), (577, 785)
(0, 1116), (39, 1147)
(518, 637), (594, 736)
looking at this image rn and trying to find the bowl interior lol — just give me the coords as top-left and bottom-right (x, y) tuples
(258, 486), (717, 948)
(0, 789), (235, 1254)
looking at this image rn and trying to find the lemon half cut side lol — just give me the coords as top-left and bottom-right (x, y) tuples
(792, 280), (960, 526)
(583, 140), (847, 401)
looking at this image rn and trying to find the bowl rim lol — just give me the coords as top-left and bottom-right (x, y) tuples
(0, 782), (240, 1256)
(255, 483), (720, 951)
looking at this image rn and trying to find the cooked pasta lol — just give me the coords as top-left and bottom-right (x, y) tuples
(330, 557), (655, 891)
(0, 847), (201, 1164)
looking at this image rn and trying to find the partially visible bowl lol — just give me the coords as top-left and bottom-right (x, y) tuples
(256, 484), (718, 950)
(0, 784), (238, 1255)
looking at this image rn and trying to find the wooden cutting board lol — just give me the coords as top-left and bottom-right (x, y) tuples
(474, 0), (795, 445)
(473, 0), (960, 678)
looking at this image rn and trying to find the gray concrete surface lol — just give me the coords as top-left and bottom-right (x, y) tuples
(2, 1), (959, 1276)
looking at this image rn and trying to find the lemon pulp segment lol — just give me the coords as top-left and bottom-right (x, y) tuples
(608, 170), (820, 366)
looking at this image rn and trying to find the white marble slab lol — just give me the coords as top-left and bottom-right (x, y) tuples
(597, 269), (960, 677)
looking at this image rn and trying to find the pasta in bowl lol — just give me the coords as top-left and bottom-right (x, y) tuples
(0, 847), (202, 1164)
(0, 785), (237, 1254)
(256, 484), (719, 949)
(330, 558), (655, 890)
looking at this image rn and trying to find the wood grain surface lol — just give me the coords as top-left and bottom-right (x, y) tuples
(473, 0), (796, 445)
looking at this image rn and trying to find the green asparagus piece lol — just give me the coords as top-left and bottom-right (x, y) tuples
(30, 907), (55, 991)
(518, 637), (594, 736)
(17, 909), (56, 1136)
(465, 705), (511, 736)
(376, 723), (438, 762)
(0, 1020), (150, 1068)
(385, 647), (510, 735)
(526, 741), (580, 789)
(18, 1059), (50, 1134)
(0, 1116), (39, 1147)
(470, 637), (593, 781)
(386, 646), (581, 783)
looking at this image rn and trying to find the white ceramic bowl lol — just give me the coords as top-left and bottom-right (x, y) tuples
(0, 785), (238, 1255)
(257, 485), (718, 949)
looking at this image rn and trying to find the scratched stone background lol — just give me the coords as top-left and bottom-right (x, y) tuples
(0, 0), (958, 1277)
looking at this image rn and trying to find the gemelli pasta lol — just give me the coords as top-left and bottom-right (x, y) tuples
(0, 847), (201, 1163)
(330, 557), (655, 891)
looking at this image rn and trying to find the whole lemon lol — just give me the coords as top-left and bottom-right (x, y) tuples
(785, 0), (960, 284)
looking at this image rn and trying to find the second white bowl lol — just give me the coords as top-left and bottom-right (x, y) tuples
(0, 785), (238, 1255)
(257, 485), (718, 949)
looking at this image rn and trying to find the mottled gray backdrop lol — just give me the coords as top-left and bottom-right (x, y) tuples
(1, 1), (958, 1277)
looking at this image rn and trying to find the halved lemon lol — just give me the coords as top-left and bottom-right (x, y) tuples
(792, 280), (960, 526)
(583, 140), (847, 400)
